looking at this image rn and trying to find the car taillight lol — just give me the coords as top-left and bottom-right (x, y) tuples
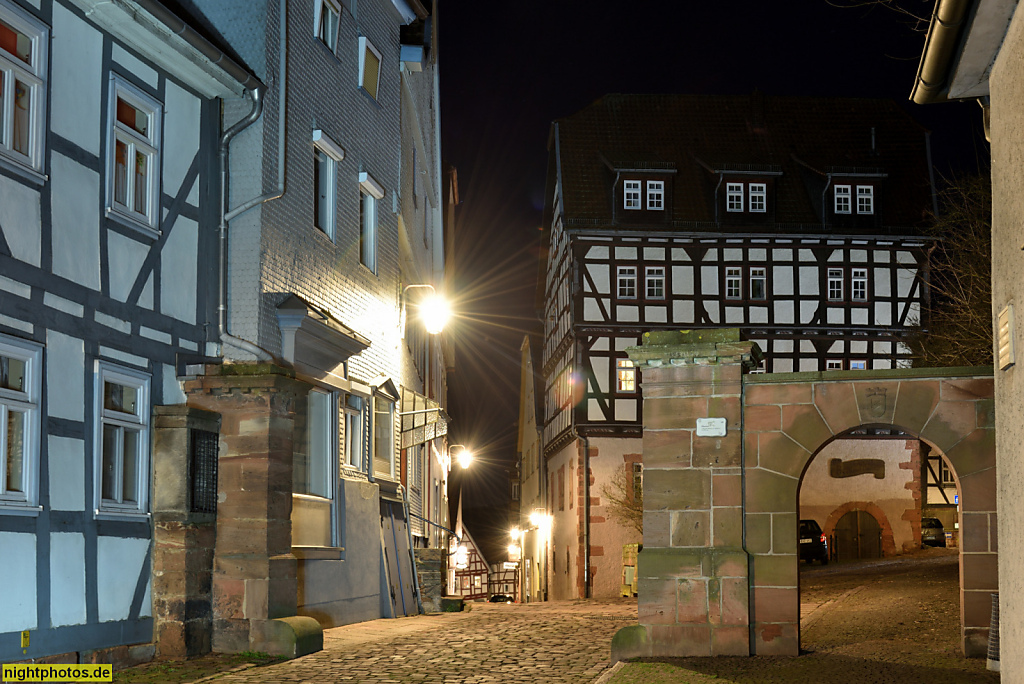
(820, 533), (827, 544)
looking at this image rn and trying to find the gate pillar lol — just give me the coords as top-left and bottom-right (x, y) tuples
(612, 329), (760, 659)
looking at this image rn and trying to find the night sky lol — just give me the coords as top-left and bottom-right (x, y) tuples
(438, 0), (988, 551)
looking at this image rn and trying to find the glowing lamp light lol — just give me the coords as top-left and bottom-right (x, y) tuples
(507, 544), (522, 562)
(456, 448), (473, 470)
(455, 544), (469, 570)
(510, 527), (521, 541)
(529, 510), (553, 536)
(420, 294), (451, 335)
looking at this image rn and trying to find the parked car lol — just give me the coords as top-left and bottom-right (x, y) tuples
(921, 517), (946, 547)
(799, 519), (829, 564)
(488, 594), (514, 603)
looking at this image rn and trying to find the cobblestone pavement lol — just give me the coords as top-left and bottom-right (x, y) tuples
(214, 599), (637, 684)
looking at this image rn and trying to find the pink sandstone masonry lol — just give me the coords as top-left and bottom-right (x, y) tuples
(611, 329), (997, 660)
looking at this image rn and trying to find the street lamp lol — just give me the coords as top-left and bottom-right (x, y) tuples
(447, 443), (474, 595)
(403, 284), (451, 335)
(450, 444), (473, 470)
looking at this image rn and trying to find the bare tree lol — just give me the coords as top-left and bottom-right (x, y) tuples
(825, 0), (932, 31)
(601, 464), (643, 535)
(910, 173), (993, 367)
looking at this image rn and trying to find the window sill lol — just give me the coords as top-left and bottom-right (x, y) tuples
(0, 153), (47, 187)
(105, 207), (161, 240)
(0, 504), (42, 517)
(94, 509), (151, 522)
(292, 546), (344, 560)
(313, 225), (336, 244)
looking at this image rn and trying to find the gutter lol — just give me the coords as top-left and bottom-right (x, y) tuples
(911, 0), (974, 104)
(133, 0), (262, 93)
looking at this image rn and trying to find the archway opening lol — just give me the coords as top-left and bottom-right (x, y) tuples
(795, 426), (963, 656)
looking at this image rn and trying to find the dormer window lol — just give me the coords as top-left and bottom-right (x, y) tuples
(623, 180), (641, 210)
(749, 183), (766, 212)
(646, 181), (664, 210)
(834, 185), (851, 214)
(726, 183), (743, 212)
(857, 185), (874, 214)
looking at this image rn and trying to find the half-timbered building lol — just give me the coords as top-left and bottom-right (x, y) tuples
(539, 94), (936, 599)
(0, 0), (256, 664)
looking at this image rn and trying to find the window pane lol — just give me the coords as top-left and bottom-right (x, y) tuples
(373, 396), (392, 476)
(116, 97), (148, 137)
(134, 150), (148, 215)
(102, 424), (120, 501)
(0, 355), (25, 392)
(0, 19), (31, 65)
(363, 47), (380, 99)
(361, 194), (376, 271)
(315, 149), (330, 234)
(104, 381), (138, 415)
(122, 429), (138, 504)
(5, 409), (24, 493)
(13, 78), (29, 155)
(305, 390), (330, 498)
(345, 410), (362, 469)
(114, 140), (129, 206)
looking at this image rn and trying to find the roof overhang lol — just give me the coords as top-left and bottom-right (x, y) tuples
(911, 0), (1016, 104)
(66, 0), (262, 98)
(276, 295), (371, 387)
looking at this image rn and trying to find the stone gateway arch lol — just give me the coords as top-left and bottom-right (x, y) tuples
(611, 330), (996, 659)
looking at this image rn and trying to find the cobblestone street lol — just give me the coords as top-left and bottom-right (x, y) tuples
(214, 599), (636, 684)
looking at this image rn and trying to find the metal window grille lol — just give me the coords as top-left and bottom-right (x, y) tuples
(189, 428), (219, 514)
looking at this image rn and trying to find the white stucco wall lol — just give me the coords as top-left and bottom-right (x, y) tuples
(988, 6), (1024, 675)
(799, 439), (917, 552)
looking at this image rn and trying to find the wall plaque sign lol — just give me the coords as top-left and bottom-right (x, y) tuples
(696, 417), (727, 437)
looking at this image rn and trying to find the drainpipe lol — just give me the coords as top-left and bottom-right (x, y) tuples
(218, 0), (289, 360)
(582, 435), (591, 599)
(713, 173), (723, 224)
(401, 484), (426, 614)
(821, 173), (833, 227)
(925, 131), (939, 218)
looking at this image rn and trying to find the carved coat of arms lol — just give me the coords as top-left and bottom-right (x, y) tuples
(866, 388), (887, 418)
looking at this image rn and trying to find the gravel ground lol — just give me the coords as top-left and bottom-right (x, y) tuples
(608, 547), (1000, 684)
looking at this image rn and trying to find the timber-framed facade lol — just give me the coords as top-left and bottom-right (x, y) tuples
(538, 94), (937, 599)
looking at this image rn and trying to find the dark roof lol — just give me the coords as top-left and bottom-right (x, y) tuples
(552, 94), (933, 230)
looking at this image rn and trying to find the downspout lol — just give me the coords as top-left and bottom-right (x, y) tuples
(582, 435), (591, 599)
(218, 0), (289, 360)
(925, 131), (939, 218)
(821, 173), (833, 228)
(713, 173), (723, 224)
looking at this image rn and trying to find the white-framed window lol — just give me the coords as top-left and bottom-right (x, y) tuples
(106, 75), (161, 233)
(646, 180), (664, 210)
(358, 36), (382, 100)
(827, 268), (843, 301)
(343, 393), (366, 472)
(617, 359), (636, 393)
(749, 183), (766, 212)
(0, 2), (47, 173)
(849, 360), (867, 370)
(0, 333), (41, 513)
(313, 130), (344, 240)
(372, 394), (395, 479)
(826, 359), (843, 371)
(646, 267), (665, 299)
(623, 180), (641, 210)
(359, 172), (384, 273)
(749, 267), (767, 300)
(857, 185), (874, 214)
(725, 266), (742, 300)
(726, 183), (743, 212)
(617, 266), (637, 299)
(93, 362), (150, 518)
(314, 0), (340, 51)
(852, 268), (868, 302)
(293, 387), (339, 548)
(834, 185), (851, 214)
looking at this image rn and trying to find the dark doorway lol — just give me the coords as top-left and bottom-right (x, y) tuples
(834, 510), (882, 560)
